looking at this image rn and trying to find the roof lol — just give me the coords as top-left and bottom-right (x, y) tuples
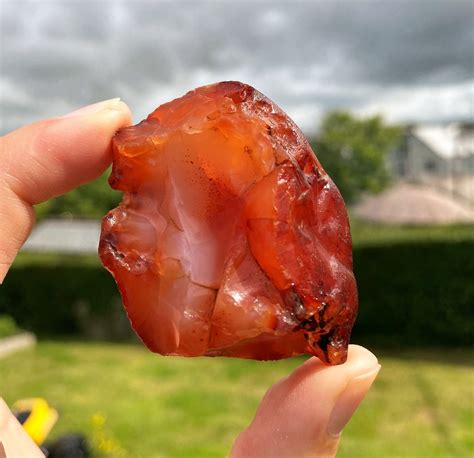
(22, 219), (101, 254)
(411, 123), (474, 159)
(353, 183), (474, 225)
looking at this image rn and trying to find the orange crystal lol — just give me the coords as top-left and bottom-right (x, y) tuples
(99, 82), (357, 364)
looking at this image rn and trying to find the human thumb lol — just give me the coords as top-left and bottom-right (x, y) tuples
(230, 345), (380, 458)
(0, 98), (132, 284)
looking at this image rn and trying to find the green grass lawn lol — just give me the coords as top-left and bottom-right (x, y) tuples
(1, 341), (472, 457)
(349, 219), (474, 247)
(5, 221), (473, 456)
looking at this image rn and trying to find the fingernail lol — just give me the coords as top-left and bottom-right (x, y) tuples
(327, 364), (381, 437)
(60, 98), (122, 118)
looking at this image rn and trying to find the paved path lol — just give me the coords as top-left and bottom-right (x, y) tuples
(22, 219), (101, 254)
(0, 333), (37, 359)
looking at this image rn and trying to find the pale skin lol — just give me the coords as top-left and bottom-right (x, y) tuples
(0, 99), (380, 457)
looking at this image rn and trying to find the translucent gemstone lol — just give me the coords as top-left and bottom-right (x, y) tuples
(99, 82), (358, 364)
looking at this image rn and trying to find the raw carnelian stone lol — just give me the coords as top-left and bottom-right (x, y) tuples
(99, 82), (358, 365)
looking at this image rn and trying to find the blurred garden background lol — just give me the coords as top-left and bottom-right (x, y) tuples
(1, 1), (473, 457)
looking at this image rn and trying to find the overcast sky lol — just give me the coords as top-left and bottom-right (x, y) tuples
(1, 0), (473, 135)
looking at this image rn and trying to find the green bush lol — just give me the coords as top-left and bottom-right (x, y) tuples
(1, 240), (473, 346)
(0, 261), (121, 337)
(0, 315), (23, 338)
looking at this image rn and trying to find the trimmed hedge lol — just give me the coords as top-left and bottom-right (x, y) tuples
(1, 240), (473, 345)
(352, 240), (473, 346)
(0, 263), (121, 337)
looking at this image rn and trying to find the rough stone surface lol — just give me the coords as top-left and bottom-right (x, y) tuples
(99, 82), (357, 364)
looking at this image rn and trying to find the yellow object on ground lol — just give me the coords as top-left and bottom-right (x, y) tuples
(11, 398), (58, 445)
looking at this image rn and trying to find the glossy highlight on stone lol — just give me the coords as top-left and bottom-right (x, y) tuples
(99, 82), (358, 365)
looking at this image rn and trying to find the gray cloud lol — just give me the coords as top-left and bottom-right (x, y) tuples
(1, 0), (473, 135)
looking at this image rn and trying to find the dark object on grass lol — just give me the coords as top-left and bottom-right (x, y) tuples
(47, 434), (90, 458)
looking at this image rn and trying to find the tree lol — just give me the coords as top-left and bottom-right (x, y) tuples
(35, 168), (121, 220)
(312, 111), (401, 204)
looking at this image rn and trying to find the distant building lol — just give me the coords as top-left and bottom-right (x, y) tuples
(390, 123), (474, 203)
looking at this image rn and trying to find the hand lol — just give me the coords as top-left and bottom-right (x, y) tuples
(0, 98), (132, 457)
(0, 101), (380, 457)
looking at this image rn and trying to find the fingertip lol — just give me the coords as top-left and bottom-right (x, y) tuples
(345, 344), (379, 376)
(28, 100), (133, 201)
(347, 344), (378, 362)
(53, 98), (133, 151)
(327, 362), (381, 437)
(102, 99), (133, 128)
(2, 98), (134, 204)
(231, 346), (380, 457)
(282, 345), (378, 393)
(58, 98), (133, 128)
